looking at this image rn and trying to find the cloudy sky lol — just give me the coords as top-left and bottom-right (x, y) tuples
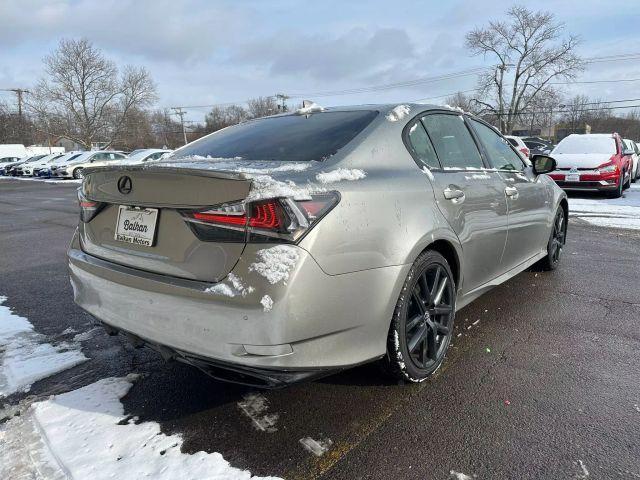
(1, 0), (639, 122)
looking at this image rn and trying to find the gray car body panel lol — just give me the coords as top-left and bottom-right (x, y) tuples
(70, 103), (567, 377)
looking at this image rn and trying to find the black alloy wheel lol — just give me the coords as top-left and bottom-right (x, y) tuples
(386, 250), (456, 382)
(540, 207), (567, 271)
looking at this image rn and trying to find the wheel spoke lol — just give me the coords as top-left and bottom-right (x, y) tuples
(406, 314), (422, 331)
(436, 322), (450, 335)
(408, 325), (428, 352)
(426, 327), (438, 361)
(429, 266), (441, 304)
(419, 275), (430, 305)
(430, 305), (452, 316)
(411, 290), (425, 314)
(433, 277), (448, 306)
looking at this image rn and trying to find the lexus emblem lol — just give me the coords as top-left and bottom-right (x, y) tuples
(117, 176), (132, 194)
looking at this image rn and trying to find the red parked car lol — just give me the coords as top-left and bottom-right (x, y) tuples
(548, 133), (632, 198)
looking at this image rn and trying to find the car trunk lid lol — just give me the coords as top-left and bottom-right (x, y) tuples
(79, 164), (252, 282)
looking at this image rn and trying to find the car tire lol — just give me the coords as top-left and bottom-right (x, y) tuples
(73, 168), (84, 179)
(384, 250), (456, 383)
(539, 207), (567, 271)
(609, 174), (624, 198)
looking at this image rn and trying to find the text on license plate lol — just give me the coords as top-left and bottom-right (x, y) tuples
(565, 174), (580, 182)
(115, 206), (159, 246)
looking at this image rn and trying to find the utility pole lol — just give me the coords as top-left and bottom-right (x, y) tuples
(171, 107), (188, 145)
(1, 88), (30, 144)
(275, 93), (289, 112)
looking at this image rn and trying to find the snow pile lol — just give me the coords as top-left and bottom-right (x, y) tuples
(443, 104), (465, 114)
(422, 166), (435, 181)
(0, 375), (280, 479)
(299, 437), (333, 457)
(385, 104), (410, 122)
(260, 295), (274, 312)
(249, 246), (300, 285)
(245, 174), (320, 202)
(237, 393), (279, 432)
(450, 471), (474, 480)
(0, 296), (87, 397)
(316, 168), (366, 184)
(205, 283), (236, 297)
(296, 102), (325, 114)
(227, 273), (255, 297)
(569, 184), (640, 230)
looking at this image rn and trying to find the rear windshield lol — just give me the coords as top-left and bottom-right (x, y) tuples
(553, 136), (616, 155)
(173, 110), (378, 162)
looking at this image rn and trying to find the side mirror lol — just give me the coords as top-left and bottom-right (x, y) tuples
(531, 154), (556, 175)
(623, 149), (635, 156)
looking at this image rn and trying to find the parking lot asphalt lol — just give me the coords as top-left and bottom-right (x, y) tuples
(1, 178), (639, 480)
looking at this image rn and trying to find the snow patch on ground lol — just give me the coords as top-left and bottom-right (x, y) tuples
(0, 296), (87, 397)
(0, 375), (280, 479)
(299, 437), (333, 457)
(249, 246), (300, 285)
(316, 168), (366, 184)
(237, 393), (279, 432)
(385, 104), (410, 122)
(73, 327), (102, 342)
(260, 295), (274, 312)
(0, 177), (81, 184)
(450, 471), (475, 480)
(569, 184), (640, 230)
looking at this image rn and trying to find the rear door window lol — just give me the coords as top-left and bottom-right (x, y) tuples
(407, 121), (440, 169)
(174, 110), (378, 162)
(421, 114), (484, 169)
(469, 120), (525, 171)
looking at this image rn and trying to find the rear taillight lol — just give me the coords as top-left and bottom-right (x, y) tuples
(77, 188), (105, 222)
(181, 193), (340, 243)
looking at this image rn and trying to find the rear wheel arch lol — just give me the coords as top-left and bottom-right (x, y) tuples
(419, 239), (461, 291)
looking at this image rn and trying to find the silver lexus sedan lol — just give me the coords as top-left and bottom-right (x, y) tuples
(69, 104), (568, 387)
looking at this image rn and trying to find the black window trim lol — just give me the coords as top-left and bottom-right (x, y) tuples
(402, 109), (492, 173)
(465, 116), (529, 172)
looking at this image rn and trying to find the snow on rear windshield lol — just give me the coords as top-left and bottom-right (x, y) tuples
(553, 136), (616, 155)
(173, 110), (378, 162)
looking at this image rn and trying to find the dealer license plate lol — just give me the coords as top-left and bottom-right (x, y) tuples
(114, 206), (158, 246)
(565, 174), (580, 182)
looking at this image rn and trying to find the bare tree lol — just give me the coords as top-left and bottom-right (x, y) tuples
(465, 6), (583, 133)
(29, 38), (156, 149)
(205, 104), (248, 132)
(247, 96), (278, 119)
(444, 92), (478, 114)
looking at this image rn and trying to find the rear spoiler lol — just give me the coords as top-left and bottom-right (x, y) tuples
(82, 164), (252, 208)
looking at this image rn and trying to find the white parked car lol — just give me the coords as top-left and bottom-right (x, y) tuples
(36, 151), (85, 177)
(504, 135), (531, 159)
(120, 148), (172, 164)
(51, 151), (127, 179)
(16, 153), (64, 176)
(623, 139), (639, 182)
(29, 153), (68, 176)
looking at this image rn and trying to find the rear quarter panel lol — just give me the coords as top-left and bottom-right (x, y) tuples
(298, 115), (461, 276)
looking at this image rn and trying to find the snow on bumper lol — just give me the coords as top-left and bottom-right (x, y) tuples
(68, 233), (407, 371)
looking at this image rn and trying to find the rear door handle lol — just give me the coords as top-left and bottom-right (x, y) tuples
(443, 187), (465, 201)
(505, 186), (519, 199)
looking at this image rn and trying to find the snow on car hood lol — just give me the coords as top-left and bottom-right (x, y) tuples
(551, 153), (614, 169)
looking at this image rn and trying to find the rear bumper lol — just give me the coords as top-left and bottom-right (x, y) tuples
(68, 232), (408, 383)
